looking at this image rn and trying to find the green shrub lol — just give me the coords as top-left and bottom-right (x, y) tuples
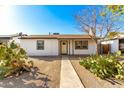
(79, 53), (124, 79)
(0, 66), (11, 79)
(10, 41), (18, 49)
(0, 41), (33, 79)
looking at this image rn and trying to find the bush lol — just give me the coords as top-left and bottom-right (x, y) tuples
(0, 41), (33, 79)
(79, 53), (124, 79)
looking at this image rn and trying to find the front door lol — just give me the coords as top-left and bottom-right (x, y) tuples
(61, 41), (68, 54)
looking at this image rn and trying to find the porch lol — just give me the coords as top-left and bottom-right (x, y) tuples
(58, 39), (96, 55)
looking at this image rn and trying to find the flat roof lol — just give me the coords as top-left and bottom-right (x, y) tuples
(19, 34), (95, 39)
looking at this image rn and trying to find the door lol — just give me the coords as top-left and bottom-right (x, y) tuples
(61, 41), (68, 54)
(102, 44), (110, 54)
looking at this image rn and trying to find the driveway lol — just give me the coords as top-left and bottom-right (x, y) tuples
(0, 56), (61, 88)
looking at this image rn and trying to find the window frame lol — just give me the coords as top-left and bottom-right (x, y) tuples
(75, 40), (88, 50)
(37, 40), (44, 50)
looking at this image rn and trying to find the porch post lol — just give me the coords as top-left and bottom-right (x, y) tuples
(72, 39), (74, 55)
(58, 39), (61, 55)
(69, 40), (70, 55)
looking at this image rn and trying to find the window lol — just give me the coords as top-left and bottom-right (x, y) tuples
(75, 40), (88, 49)
(37, 40), (44, 50)
(120, 39), (124, 44)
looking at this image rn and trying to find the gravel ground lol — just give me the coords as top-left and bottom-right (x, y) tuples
(1, 55), (123, 88)
(0, 56), (61, 88)
(69, 55), (124, 88)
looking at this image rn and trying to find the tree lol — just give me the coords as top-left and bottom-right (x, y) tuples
(107, 5), (124, 16)
(107, 32), (121, 39)
(75, 6), (124, 54)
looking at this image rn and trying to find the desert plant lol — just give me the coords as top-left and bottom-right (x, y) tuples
(0, 41), (33, 79)
(0, 66), (11, 79)
(79, 53), (124, 79)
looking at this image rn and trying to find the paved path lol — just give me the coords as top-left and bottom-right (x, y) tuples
(60, 56), (84, 88)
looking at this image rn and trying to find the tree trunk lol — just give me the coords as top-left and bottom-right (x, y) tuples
(99, 40), (102, 54)
(95, 40), (99, 55)
(96, 44), (99, 55)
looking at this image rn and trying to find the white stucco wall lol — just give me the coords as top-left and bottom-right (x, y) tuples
(20, 39), (59, 56)
(9, 36), (21, 44)
(69, 39), (96, 55)
(20, 39), (97, 56)
(110, 39), (119, 53)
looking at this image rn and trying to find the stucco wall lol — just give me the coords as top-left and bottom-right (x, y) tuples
(20, 39), (59, 56)
(9, 36), (21, 44)
(69, 39), (96, 55)
(20, 39), (96, 56)
(110, 39), (119, 53)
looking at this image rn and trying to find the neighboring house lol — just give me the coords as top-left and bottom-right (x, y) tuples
(19, 34), (97, 56)
(0, 35), (12, 44)
(0, 33), (27, 45)
(101, 34), (124, 53)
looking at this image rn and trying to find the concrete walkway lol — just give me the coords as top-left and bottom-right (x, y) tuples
(60, 56), (84, 88)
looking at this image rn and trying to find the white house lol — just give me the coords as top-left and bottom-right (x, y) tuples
(101, 34), (124, 53)
(0, 34), (27, 45)
(19, 34), (97, 56)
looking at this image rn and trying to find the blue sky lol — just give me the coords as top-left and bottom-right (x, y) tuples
(0, 5), (89, 35)
(0, 5), (123, 35)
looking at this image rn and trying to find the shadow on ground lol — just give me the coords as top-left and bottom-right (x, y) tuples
(0, 56), (61, 88)
(0, 67), (51, 88)
(30, 56), (62, 62)
(69, 55), (124, 88)
(105, 78), (122, 85)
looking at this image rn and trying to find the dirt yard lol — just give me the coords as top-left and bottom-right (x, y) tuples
(69, 55), (124, 88)
(0, 56), (61, 88)
(0, 55), (124, 88)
